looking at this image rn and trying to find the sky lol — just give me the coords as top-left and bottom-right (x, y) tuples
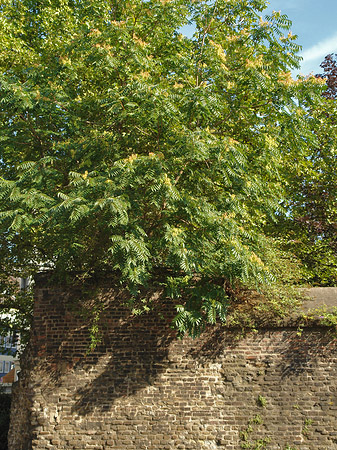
(266, 0), (337, 76)
(180, 0), (337, 77)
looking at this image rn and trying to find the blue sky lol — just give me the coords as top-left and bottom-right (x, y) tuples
(181, 1), (337, 77)
(266, 0), (337, 75)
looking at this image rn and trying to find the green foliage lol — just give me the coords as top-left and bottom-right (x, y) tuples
(240, 406), (301, 450)
(269, 56), (337, 287)
(299, 306), (337, 336)
(0, 0), (324, 335)
(257, 395), (267, 408)
(317, 308), (337, 330)
(0, 250), (33, 345)
(170, 278), (229, 337)
(224, 241), (305, 334)
(302, 418), (313, 437)
(240, 414), (270, 450)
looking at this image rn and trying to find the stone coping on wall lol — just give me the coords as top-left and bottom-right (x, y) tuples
(253, 287), (337, 329)
(303, 287), (337, 312)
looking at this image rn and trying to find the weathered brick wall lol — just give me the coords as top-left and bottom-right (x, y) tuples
(9, 280), (337, 450)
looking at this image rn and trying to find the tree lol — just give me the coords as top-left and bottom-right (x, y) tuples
(270, 55), (337, 286)
(318, 53), (337, 99)
(0, 0), (323, 336)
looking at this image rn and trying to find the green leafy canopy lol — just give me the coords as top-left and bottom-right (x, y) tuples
(268, 54), (337, 287)
(0, 0), (324, 335)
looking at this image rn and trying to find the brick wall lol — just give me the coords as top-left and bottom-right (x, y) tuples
(8, 279), (337, 450)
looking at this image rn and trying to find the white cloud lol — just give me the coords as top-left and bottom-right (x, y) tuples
(301, 32), (337, 64)
(295, 32), (337, 76)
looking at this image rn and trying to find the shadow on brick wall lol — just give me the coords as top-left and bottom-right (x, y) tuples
(71, 313), (175, 416)
(31, 283), (337, 419)
(276, 329), (337, 378)
(32, 287), (177, 416)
